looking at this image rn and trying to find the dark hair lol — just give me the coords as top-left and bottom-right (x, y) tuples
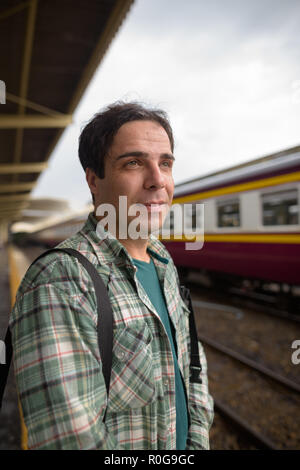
(78, 101), (174, 180)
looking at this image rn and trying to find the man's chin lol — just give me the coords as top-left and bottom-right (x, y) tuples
(122, 213), (165, 239)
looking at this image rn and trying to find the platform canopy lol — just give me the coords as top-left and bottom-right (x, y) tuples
(0, 0), (134, 226)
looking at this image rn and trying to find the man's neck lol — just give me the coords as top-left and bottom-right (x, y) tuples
(93, 210), (151, 262)
(118, 237), (150, 262)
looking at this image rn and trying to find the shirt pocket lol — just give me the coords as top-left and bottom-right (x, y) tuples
(107, 323), (156, 413)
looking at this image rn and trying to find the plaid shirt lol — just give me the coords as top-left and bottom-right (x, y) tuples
(9, 213), (214, 450)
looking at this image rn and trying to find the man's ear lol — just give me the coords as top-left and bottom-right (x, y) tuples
(86, 168), (98, 205)
(86, 168), (98, 194)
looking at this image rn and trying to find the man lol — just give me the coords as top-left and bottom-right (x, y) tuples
(9, 102), (214, 450)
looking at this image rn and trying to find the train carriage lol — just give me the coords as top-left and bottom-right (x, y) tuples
(162, 145), (300, 291)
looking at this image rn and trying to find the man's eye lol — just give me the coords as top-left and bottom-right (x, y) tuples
(162, 160), (172, 167)
(126, 160), (138, 166)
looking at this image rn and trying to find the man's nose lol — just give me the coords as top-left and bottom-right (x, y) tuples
(144, 163), (165, 189)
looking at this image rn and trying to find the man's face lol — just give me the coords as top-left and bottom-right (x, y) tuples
(91, 120), (174, 238)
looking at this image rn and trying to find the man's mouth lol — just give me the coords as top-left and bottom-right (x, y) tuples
(143, 202), (167, 213)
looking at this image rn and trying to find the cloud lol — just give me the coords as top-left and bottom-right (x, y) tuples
(33, 0), (300, 203)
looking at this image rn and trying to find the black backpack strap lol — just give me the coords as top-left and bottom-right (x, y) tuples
(0, 247), (113, 413)
(179, 285), (202, 384)
(34, 248), (113, 398)
(50, 248), (113, 398)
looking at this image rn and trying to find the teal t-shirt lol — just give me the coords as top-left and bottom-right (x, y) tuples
(133, 257), (188, 450)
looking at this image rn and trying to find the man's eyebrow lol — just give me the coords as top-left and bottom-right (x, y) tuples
(115, 151), (175, 161)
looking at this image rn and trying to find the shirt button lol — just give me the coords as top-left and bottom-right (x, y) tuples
(164, 379), (169, 387)
(117, 351), (126, 360)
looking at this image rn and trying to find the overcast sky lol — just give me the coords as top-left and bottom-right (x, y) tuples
(33, 0), (300, 209)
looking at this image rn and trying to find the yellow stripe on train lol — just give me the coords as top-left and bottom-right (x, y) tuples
(159, 233), (300, 244)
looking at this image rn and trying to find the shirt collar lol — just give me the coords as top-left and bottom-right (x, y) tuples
(80, 212), (170, 267)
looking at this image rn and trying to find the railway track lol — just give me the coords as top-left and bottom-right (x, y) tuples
(186, 280), (300, 323)
(198, 332), (300, 449)
(213, 398), (278, 450)
(228, 287), (300, 324)
(198, 333), (300, 394)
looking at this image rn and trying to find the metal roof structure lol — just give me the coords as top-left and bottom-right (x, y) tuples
(0, 0), (134, 237)
(11, 200), (92, 234)
(13, 197), (72, 224)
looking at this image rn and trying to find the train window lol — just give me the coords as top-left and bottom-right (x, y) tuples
(169, 210), (174, 231)
(217, 199), (240, 227)
(184, 203), (203, 231)
(161, 206), (178, 236)
(161, 202), (203, 237)
(262, 189), (299, 225)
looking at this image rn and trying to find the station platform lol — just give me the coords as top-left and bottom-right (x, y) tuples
(0, 244), (44, 450)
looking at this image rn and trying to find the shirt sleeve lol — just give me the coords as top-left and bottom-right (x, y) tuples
(186, 340), (214, 450)
(9, 258), (122, 450)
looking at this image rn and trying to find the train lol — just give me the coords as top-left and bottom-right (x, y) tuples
(13, 145), (300, 300)
(162, 145), (300, 299)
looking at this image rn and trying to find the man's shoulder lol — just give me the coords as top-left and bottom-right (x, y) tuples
(16, 230), (96, 296)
